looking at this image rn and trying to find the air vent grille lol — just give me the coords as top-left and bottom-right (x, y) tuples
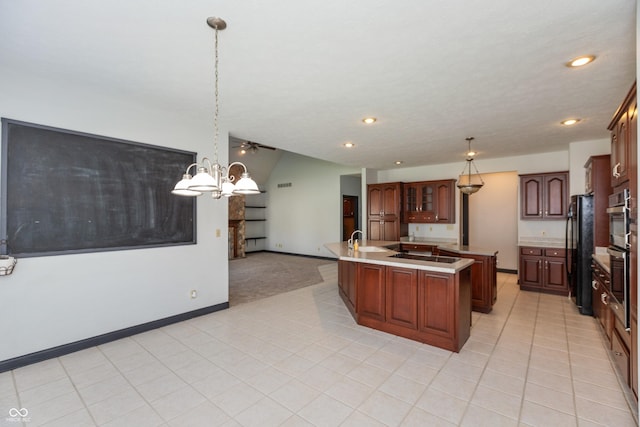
(277, 183), (292, 188)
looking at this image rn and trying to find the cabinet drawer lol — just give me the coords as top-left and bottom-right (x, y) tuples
(520, 247), (542, 256)
(544, 248), (565, 258)
(612, 329), (630, 385)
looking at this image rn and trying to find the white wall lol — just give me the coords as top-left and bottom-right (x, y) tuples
(0, 68), (230, 361)
(265, 152), (360, 257)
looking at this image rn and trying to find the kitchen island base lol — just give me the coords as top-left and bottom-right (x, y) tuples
(339, 260), (472, 352)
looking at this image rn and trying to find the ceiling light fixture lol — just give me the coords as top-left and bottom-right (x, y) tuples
(172, 17), (259, 198)
(395, 161), (403, 165)
(362, 117), (377, 124)
(566, 55), (596, 68)
(561, 118), (581, 126)
(457, 137), (484, 195)
(344, 142), (355, 148)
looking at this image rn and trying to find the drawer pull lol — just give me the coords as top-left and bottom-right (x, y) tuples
(614, 351), (623, 357)
(592, 280), (599, 290)
(601, 293), (608, 305)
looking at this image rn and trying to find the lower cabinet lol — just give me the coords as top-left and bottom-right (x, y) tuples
(592, 259), (634, 395)
(338, 260), (357, 317)
(439, 249), (497, 313)
(343, 262), (471, 352)
(519, 246), (569, 295)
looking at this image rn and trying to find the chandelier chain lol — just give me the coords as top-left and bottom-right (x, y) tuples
(213, 24), (220, 164)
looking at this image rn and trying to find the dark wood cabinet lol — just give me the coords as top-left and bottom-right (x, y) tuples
(345, 261), (472, 352)
(403, 180), (455, 223)
(438, 249), (497, 313)
(338, 260), (357, 316)
(385, 266), (418, 329)
(518, 247), (569, 295)
(609, 83), (635, 189)
(356, 263), (386, 322)
(584, 155), (612, 248)
(367, 182), (407, 240)
(519, 172), (569, 220)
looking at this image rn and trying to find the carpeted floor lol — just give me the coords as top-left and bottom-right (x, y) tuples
(229, 251), (336, 305)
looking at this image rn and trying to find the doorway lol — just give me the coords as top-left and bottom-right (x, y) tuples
(343, 195), (359, 241)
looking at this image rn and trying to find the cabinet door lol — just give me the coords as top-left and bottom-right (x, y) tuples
(338, 260), (357, 312)
(611, 110), (629, 187)
(405, 184), (418, 213)
(368, 219), (382, 240)
(519, 256), (542, 287)
(357, 263), (386, 321)
(435, 181), (454, 223)
(368, 185), (384, 217)
(418, 271), (454, 338)
(543, 174), (568, 219)
(543, 257), (568, 292)
(520, 176), (543, 219)
(382, 219), (399, 240)
(385, 266), (418, 329)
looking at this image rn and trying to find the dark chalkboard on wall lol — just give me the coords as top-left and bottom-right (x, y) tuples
(0, 118), (197, 257)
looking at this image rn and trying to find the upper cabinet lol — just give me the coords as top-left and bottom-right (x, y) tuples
(367, 182), (407, 240)
(609, 82), (636, 190)
(403, 180), (455, 223)
(519, 172), (569, 220)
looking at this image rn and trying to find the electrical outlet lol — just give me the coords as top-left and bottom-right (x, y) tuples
(190, 290), (197, 299)
(215, 229), (221, 237)
(416, 226), (419, 231)
(429, 226), (433, 232)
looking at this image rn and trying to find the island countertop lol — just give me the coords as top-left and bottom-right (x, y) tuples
(324, 240), (474, 274)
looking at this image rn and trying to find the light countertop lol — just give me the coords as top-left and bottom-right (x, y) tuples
(324, 240), (474, 274)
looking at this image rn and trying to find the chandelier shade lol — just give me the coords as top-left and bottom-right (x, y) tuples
(172, 16), (259, 199)
(456, 137), (484, 195)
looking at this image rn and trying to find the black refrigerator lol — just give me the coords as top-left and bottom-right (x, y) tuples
(565, 194), (594, 315)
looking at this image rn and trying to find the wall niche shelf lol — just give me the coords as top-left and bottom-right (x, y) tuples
(244, 192), (267, 252)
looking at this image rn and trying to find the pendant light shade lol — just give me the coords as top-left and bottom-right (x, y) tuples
(457, 137), (484, 195)
(172, 16), (260, 199)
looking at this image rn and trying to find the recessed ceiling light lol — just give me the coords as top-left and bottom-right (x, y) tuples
(561, 118), (581, 126)
(362, 117), (377, 124)
(343, 142), (355, 148)
(394, 160), (403, 165)
(566, 55), (596, 67)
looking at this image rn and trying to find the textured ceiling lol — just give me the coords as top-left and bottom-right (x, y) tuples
(1, 0), (636, 171)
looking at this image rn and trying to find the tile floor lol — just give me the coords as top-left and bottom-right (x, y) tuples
(1, 266), (638, 426)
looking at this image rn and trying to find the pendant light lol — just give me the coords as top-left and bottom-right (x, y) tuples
(172, 17), (260, 199)
(457, 137), (484, 195)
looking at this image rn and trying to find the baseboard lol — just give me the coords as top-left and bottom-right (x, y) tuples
(0, 302), (229, 373)
(498, 268), (517, 274)
(251, 250), (337, 262)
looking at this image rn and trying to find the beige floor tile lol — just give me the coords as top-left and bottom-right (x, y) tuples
(400, 406), (457, 426)
(297, 393), (353, 426)
(233, 396), (293, 427)
(415, 387), (469, 425)
(357, 390), (412, 426)
(270, 378), (322, 412)
(520, 400), (578, 426)
(460, 404), (519, 427)
(524, 382), (575, 416)
(470, 384), (522, 419)
(324, 375), (375, 408)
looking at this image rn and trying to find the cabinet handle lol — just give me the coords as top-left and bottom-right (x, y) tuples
(592, 280), (599, 290)
(601, 293), (608, 305)
(435, 214), (438, 221)
(614, 351), (623, 357)
(539, 211), (542, 216)
(613, 162), (621, 178)
(544, 260), (548, 269)
(545, 211), (548, 216)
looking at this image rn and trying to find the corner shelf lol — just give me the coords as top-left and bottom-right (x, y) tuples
(245, 193), (267, 252)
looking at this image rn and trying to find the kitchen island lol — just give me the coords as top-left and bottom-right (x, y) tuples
(325, 240), (474, 352)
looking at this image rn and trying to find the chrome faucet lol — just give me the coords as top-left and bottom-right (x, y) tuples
(348, 230), (363, 249)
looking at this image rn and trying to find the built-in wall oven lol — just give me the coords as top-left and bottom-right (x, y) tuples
(606, 188), (630, 330)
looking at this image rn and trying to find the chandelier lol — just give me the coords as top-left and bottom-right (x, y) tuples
(172, 17), (260, 199)
(456, 137), (484, 195)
